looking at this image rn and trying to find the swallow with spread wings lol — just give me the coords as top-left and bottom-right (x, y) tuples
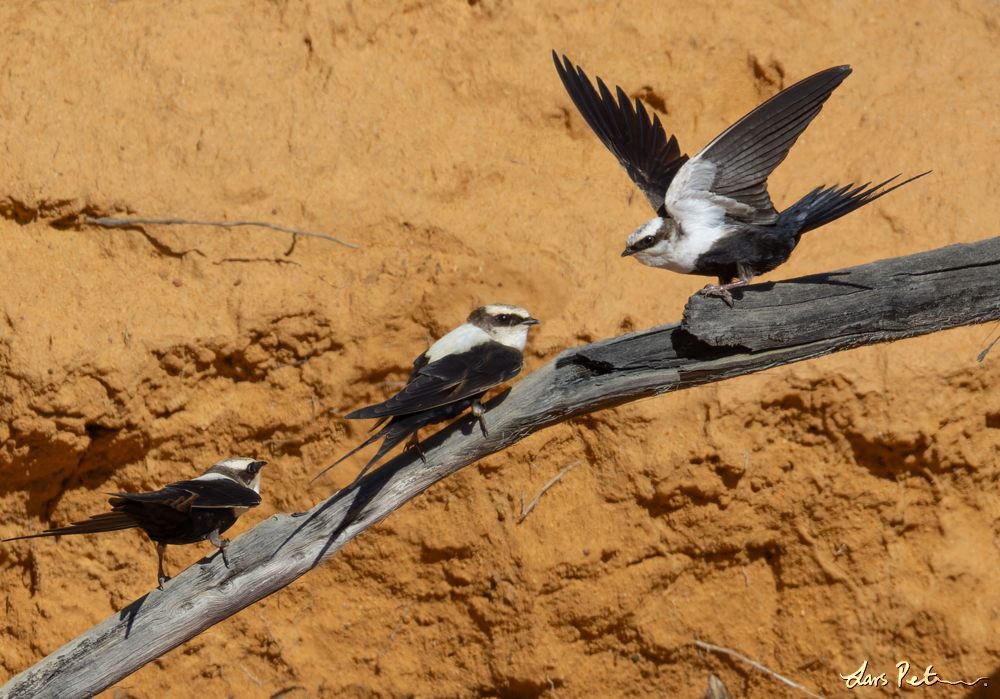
(553, 53), (929, 305)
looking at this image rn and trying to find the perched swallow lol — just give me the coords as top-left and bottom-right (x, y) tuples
(5, 457), (267, 589)
(553, 53), (929, 305)
(314, 304), (539, 483)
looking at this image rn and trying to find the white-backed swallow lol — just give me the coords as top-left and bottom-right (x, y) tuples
(553, 53), (929, 305)
(5, 457), (267, 589)
(314, 304), (539, 483)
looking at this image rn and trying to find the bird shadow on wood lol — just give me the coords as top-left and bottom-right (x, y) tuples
(714, 271), (874, 305)
(115, 542), (230, 640)
(117, 592), (149, 640)
(689, 272), (873, 310)
(771, 270), (873, 291)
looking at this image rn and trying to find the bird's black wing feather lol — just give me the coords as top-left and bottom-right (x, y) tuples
(109, 479), (261, 510)
(356, 349), (435, 432)
(348, 343), (524, 420)
(408, 349), (431, 382)
(3, 512), (139, 540)
(312, 410), (440, 485)
(314, 343), (524, 484)
(697, 65), (852, 223)
(553, 51), (688, 216)
(362, 348), (433, 431)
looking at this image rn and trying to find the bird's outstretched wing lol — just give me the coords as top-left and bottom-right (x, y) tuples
(666, 65), (853, 228)
(553, 51), (688, 216)
(348, 343), (524, 420)
(112, 479), (261, 510)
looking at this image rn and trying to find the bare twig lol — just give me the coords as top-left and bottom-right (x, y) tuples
(518, 461), (580, 524)
(239, 665), (262, 687)
(218, 257), (304, 267)
(376, 602), (413, 664)
(83, 216), (359, 249)
(694, 641), (826, 699)
(978, 333), (999, 362)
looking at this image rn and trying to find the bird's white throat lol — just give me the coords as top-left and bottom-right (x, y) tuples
(628, 217), (731, 275)
(487, 323), (531, 350)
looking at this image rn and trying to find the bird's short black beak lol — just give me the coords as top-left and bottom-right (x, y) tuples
(621, 248), (635, 257)
(249, 460), (268, 473)
(524, 318), (540, 325)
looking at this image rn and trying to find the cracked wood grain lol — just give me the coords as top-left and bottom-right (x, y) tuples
(3, 235), (998, 699)
(682, 237), (1000, 351)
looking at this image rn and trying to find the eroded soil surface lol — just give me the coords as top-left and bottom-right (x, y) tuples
(2, 2), (998, 697)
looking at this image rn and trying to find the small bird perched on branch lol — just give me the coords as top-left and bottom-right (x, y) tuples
(553, 53), (929, 306)
(5, 457), (267, 589)
(315, 303), (540, 483)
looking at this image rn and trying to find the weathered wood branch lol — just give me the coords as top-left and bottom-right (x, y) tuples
(3, 236), (999, 699)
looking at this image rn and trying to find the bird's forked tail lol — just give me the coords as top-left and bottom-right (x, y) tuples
(782, 171), (930, 237)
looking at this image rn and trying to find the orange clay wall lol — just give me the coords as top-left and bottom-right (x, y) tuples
(1, 2), (998, 697)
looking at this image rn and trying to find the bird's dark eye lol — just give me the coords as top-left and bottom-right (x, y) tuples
(497, 314), (513, 324)
(249, 460), (267, 473)
(643, 236), (655, 246)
